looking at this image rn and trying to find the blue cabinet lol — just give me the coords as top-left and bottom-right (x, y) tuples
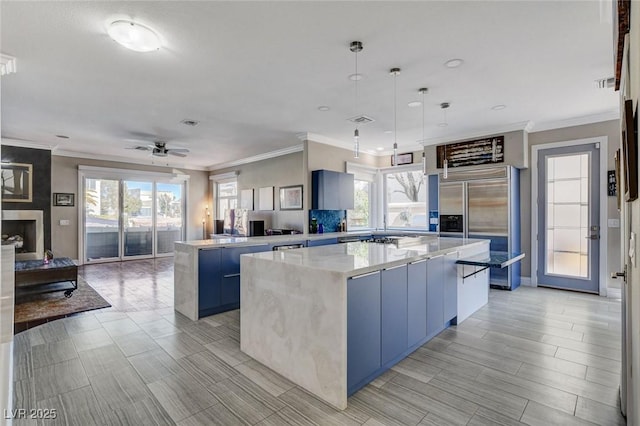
(426, 255), (445, 337)
(443, 252), (458, 323)
(221, 245), (268, 306)
(312, 170), (354, 210)
(347, 271), (381, 393)
(407, 259), (427, 347)
(198, 249), (221, 315)
(381, 265), (408, 365)
(307, 238), (338, 247)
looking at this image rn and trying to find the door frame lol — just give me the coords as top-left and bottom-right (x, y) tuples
(531, 136), (609, 296)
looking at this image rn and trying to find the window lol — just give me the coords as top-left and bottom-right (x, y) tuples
(216, 178), (237, 221)
(384, 168), (427, 228)
(348, 179), (372, 228)
(346, 164), (376, 229)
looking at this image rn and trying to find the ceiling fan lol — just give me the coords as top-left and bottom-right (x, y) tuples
(128, 141), (190, 158)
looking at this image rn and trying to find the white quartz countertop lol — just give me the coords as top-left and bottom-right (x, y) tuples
(245, 237), (489, 276)
(175, 230), (438, 249)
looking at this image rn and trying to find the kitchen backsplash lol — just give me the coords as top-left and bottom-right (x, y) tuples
(309, 210), (346, 233)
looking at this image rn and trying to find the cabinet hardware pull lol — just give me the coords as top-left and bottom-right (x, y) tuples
(223, 273), (241, 278)
(428, 254), (444, 259)
(410, 259), (427, 265)
(350, 271), (380, 280)
(384, 265), (405, 271)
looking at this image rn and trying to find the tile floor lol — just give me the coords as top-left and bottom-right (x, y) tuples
(11, 258), (625, 425)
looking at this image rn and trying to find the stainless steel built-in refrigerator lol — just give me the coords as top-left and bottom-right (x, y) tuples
(439, 166), (521, 289)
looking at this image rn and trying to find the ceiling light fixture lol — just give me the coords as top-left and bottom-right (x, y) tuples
(350, 41), (363, 159)
(376, 147), (384, 151)
(408, 101), (422, 108)
(108, 20), (161, 52)
(348, 73), (363, 81)
(419, 88), (428, 175)
(318, 106), (330, 111)
(491, 104), (507, 111)
(55, 135), (69, 139)
(444, 58), (464, 68)
(181, 119), (199, 126)
(390, 67), (401, 166)
(440, 102), (450, 179)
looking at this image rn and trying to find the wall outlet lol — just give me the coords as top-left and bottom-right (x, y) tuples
(608, 219), (620, 228)
(59, 219), (70, 226)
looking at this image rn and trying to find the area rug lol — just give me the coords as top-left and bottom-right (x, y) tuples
(14, 278), (111, 332)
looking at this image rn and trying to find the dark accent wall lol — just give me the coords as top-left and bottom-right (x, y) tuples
(1, 146), (52, 250)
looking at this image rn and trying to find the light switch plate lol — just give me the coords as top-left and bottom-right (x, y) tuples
(608, 219), (620, 228)
(59, 219), (70, 226)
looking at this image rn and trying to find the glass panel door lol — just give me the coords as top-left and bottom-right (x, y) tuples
(537, 143), (599, 293)
(85, 178), (120, 261)
(156, 182), (184, 254)
(123, 181), (153, 257)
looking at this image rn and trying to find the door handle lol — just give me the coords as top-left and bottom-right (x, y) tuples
(585, 235), (600, 240)
(611, 271), (626, 282)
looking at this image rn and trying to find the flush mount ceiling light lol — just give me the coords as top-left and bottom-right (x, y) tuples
(390, 67), (401, 166)
(491, 104), (507, 111)
(376, 147), (384, 151)
(1, 53), (17, 76)
(317, 106), (330, 111)
(108, 20), (161, 52)
(350, 41), (363, 159)
(407, 101), (422, 108)
(444, 58), (464, 68)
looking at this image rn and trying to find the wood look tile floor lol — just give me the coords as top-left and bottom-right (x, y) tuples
(12, 259), (625, 425)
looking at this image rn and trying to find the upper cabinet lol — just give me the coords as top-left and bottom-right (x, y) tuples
(312, 170), (354, 210)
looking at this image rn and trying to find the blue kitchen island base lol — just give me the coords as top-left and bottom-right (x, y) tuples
(240, 237), (490, 410)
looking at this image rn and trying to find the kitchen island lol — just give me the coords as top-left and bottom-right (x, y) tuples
(240, 237), (490, 410)
(173, 230), (437, 320)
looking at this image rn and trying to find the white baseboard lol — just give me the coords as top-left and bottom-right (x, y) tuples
(520, 276), (534, 287)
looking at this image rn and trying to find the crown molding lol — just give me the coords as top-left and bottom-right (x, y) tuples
(528, 110), (620, 133)
(207, 144), (304, 171)
(53, 149), (208, 171)
(1, 138), (56, 150)
(419, 121), (533, 147)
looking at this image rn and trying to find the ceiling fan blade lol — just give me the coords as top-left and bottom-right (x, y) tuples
(168, 148), (189, 153)
(168, 151), (187, 157)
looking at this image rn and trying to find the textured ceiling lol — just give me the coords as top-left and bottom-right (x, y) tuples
(0, 1), (618, 169)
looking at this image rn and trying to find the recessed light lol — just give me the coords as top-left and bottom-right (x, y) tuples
(376, 147), (384, 151)
(444, 58), (464, 68)
(348, 73), (363, 81)
(383, 130), (393, 134)
(56, 135), (69, 139)
(318, 106), (330, 111)
(407, 101), (422, 108)
(181, 119), (199, 126)
(108, 20), (161, 52)
(491, 104), (507, 111)
(437, 123), (448, 128)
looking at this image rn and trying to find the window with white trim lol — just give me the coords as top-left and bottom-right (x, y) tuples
(383, 167), (427, 229)
(346, 163), (376, 229)
(216, 178), (237, 221)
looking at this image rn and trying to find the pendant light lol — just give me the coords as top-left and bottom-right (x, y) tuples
(419, 88), (428, 175)
(350, 41), (363, 158)
(440, 102), (450, 179)
(390, 67), (401, 166)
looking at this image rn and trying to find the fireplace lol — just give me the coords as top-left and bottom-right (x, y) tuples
(1, 210), (44, 260)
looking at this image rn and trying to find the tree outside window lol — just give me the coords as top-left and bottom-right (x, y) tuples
(385, 170), (427, 228)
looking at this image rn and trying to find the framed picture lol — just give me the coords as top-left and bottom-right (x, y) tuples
(279, 185), (303, 210)
(258, 186), (274, 211)
(391, 152), (413, 166)
(622, 99), (638, 202)
(608, 170), (617, 197)
(1, 162), (32, 202)
(240, 188), (254, 210)
(54, 192), (75, 207)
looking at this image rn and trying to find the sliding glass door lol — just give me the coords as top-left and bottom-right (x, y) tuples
(156, 183), (184, 255)
(83, 177), (185, 263)
(85, 178), (121, 261)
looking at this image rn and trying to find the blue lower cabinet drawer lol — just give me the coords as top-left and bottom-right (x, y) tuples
(221, 274), (240, 306)
(381, 265), (408, 365)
